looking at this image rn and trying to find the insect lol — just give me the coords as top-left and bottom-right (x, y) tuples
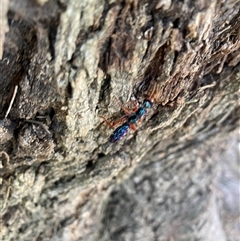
(100, 83), (156, 143)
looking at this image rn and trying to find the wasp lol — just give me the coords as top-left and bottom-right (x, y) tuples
(100, 83), (156, 143)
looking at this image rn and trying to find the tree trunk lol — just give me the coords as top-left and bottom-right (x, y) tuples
(1, 0), (239, 240)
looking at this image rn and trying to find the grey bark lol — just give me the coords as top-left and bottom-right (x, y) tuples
(0, 0), (239, 240)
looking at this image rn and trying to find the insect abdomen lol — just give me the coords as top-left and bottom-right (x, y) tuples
(109, 124), (130, 143)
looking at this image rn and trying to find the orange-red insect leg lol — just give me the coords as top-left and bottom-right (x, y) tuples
(148, 82), (157, 102)
(129, 124), (137, 131)
(99, 115), (128, 128)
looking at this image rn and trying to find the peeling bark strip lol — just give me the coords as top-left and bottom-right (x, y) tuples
(1, 0), (239, 240)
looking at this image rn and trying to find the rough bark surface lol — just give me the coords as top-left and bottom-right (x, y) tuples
(0, 0), (239, 241)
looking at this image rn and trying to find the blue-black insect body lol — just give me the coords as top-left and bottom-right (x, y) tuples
(109, 123), (130, 143)
(127, 100), (152, 124)
(101, 83), (156, 143)
(109, 99), (153, 142)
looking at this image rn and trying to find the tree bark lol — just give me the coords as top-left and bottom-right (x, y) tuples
(1, 0), (239, 240)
